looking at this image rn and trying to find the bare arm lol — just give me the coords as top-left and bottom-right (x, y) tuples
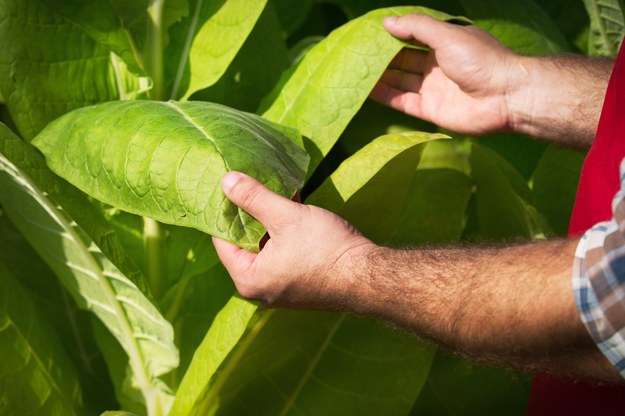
(370, 14), (613, 149)
(353, 240), (618, 382)
(213, 172), (621, 383)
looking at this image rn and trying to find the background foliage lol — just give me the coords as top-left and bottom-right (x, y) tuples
(0, 0), (622, 415)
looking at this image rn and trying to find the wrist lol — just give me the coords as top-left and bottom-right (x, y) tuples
(504, 55), (612, 148)
(336, 241), (385, 314)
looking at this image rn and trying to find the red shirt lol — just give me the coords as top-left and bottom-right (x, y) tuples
(527, 44), (625, 414)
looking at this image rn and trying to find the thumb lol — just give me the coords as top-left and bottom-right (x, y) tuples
(212, 236), (256, 277)
(221, 172), (300, 234)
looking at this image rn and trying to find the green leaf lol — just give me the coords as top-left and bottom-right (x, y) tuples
(37, 0), (144, 74)
(107, 0), (189, 52)
(414, 353), (530, 416)
(0, 0), (148, 140)
(417, 139), (471, 175)
(217, 311), (436, 416)
(0, 125), (178, 414)
(307, 131), (448, 244)
(33, 100), (309, 251)
(389, 168), (474, 246)
(160, 263), (235, 389)
(168, 0), (268, 99)
(0, 124), (148, 294)
(190, 3), (289, 112)
(0, 213), (117, 413)
(460, 0), (570, 54)
(479, 134), (547, 180)
(0, 262), (85, 416)
(583, 0), (625, 56)
(270, 0), (315, 37)
(468, 143), (545, 240)
(203, 132), (448, 415)
(541, 0), (590, 51)
(532, 145), (585, 236)
(338, 99), (437, 157)
(260, 6), (461, 176)
(170, 295), (259, 416)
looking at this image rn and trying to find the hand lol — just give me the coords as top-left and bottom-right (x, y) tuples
(370, 14), (521, 136)
(212, 172), (375, 309)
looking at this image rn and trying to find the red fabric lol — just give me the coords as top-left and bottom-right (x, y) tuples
(526, 45), (625, 414)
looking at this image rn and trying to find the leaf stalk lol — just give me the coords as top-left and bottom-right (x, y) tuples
(146, 0), (166, 100)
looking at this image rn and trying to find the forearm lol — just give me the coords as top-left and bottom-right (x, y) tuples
(346, 238), (620, 382)
(507, 55), (613, 149)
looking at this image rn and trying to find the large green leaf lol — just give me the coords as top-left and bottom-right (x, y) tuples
(0, 125), (148, 294)
(167, 0), (268, 99)
(0, 262), (84, 416)
(260, 6), (461, 175)
(0, 0), (148, 140)
(32, 100), (309, 251)
(583, 0), (625, 56)
(170, 296), (259, 416)
(216, 311), (436, 416)
(37, 0), (144, 74)
(0, 213), (117, 413)
(460, 0), (570, 54)
(0, 125), (178, 414)
(195, 132), (445, 415)
(190, 3), (289, 112)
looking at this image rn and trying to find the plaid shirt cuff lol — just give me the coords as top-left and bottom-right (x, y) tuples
(573, 159), (625, 379)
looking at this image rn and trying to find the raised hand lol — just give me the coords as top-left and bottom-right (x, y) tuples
(370, 14), (519, 136)
(371, 14), (613, 148)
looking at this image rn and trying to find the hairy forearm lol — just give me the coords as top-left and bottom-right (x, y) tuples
(346, 238), (620, 382)
(507, 55), (613, 149)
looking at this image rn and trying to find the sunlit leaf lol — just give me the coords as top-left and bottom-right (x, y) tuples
(168, 0), (268, 99)
(190, 3), (289, 112)
(260, 6), (462, 175)
(0, 262), (84, 416)
(170, 296), (259, 416)
(32, 100), (309, 251)
(0, 124), (178, 414)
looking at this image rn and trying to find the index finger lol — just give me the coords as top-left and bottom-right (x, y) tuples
(383, 14), (460, 49)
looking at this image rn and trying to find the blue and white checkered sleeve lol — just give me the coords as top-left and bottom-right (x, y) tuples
(573, 158), (625, 378)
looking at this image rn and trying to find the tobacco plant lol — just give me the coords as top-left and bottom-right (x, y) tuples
(0, 0), (621, 415)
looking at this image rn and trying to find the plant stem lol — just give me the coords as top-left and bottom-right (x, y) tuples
(144, 0), (168, 303)
(146, 0), (166, 101)
(144, 217), (166, 300)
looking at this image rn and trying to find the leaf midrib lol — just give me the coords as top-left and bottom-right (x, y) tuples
(0, 153), (158, 405)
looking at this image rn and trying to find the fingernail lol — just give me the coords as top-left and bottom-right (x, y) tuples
(383, 16), (397, 26)
(222, 171), (245, 194)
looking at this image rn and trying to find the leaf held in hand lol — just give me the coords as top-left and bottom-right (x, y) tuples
(32, 100), (309, 251)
